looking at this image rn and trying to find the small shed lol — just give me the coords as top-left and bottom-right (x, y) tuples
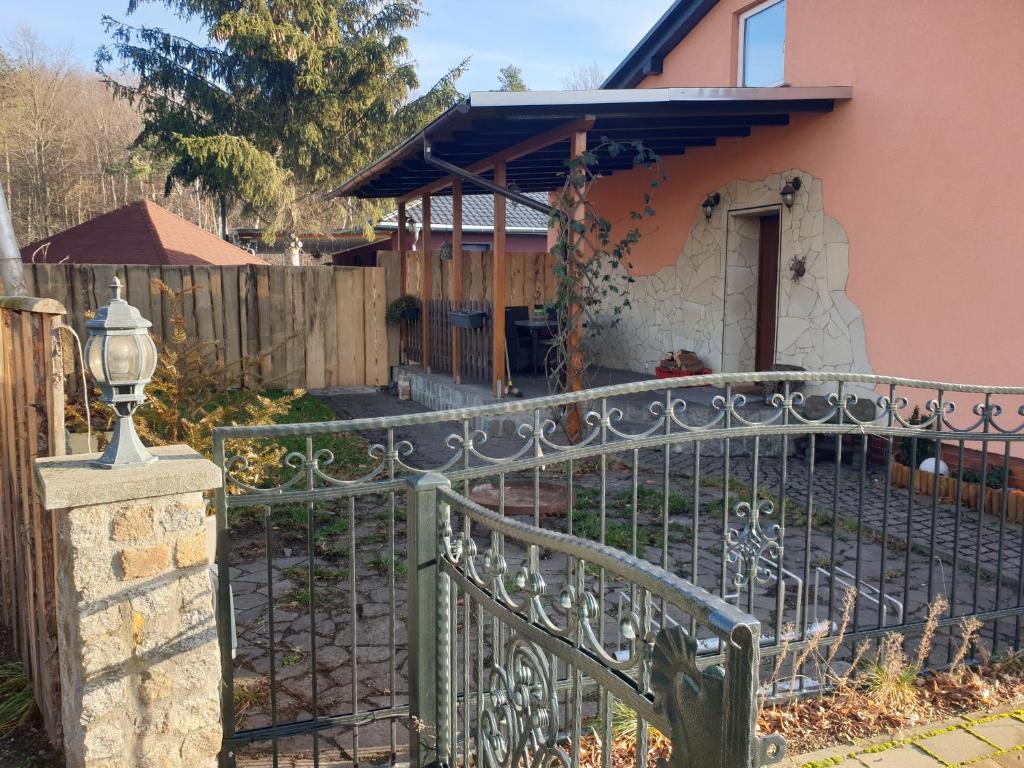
(20, 201), (264, 266)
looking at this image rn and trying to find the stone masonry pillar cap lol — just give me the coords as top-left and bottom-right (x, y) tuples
(34, 444), (222, 510)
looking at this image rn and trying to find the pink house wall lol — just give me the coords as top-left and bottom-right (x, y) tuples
(594, 0), (1024, 385)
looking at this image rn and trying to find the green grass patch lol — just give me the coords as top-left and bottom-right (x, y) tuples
(270, 505), (352, 553)
(263, 391), (374, 484)
(573, 511), (660, 552)
(369, 556), (408, 579)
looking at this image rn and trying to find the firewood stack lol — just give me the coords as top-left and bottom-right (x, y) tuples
(658, 349), (706, 373)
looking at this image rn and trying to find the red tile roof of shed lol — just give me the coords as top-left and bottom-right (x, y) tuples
(20, 200), (264, 266)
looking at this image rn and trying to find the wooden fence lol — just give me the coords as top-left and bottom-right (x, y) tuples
(0, 296), (66, 747)
(21, 263), (395, 391)
(397, 250), (557, 305)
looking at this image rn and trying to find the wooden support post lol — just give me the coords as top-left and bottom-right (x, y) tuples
(566, 130), (588, 438)
(450, 179), (463, 383)
(397, 201), (409, 292)
(492, 163), (507, 397)
(421, 195), (432, 372)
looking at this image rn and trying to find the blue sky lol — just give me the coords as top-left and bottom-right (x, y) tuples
(0, 0), (674, 92)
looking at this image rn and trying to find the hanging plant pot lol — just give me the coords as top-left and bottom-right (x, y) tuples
(450, 309), (488, 329)
(386, 294), (422, 324)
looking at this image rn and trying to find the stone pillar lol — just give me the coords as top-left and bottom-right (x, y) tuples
(34, 445), (223, 768)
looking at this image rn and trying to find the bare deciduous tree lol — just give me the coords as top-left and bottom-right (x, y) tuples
(0, 26), (221, 251)
(562, 62), (605, 91)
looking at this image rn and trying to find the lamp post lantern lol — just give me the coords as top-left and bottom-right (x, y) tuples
(84, 277), (159, 469)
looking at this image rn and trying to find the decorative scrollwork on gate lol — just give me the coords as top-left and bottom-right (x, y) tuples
(479, 637), (568, 768)
(651, 626), (785, 768)
(724, 499), (781, 589)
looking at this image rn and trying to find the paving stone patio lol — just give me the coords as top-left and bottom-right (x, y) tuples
(788, 709), (1024, 768)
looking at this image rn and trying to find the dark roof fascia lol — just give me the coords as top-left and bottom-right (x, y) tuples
(602, 0), (721, 89)
(324, 98), (470, 200)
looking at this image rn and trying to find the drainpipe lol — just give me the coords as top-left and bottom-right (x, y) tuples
(422, 142), (553, 215)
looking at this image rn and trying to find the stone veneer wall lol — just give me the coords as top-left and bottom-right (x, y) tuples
(35, 446), (223, 768)
(589, 169), (872, 376)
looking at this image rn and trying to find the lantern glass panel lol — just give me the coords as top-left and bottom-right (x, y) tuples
(85, 335), (105, 382)
(106, 335), (142, 383)
(140, 334), (158, 380)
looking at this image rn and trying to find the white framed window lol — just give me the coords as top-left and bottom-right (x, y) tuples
(738, 0), (786, 87)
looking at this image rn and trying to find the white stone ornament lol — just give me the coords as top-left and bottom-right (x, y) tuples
(919, 457), (950, 476)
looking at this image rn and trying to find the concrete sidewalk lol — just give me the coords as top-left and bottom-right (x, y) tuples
(790, 710), (1024, 768)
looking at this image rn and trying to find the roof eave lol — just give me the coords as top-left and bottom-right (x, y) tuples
(332, 86), (851, 200)
(325, 98), (469, 200)
(376, 222), (548, 235)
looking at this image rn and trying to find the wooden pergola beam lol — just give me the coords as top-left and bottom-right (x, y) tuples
(421, 194), (432, 372)
(492, 162), (507, 397)
(396, 201), (409, 291)
(397, 117), (595, 204)
(565, 129), (587, 438)
(450, 179), (463, 383)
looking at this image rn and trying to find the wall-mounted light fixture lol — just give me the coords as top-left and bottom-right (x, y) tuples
(780, 177), (802, 208)
(701, 192), (721, 220)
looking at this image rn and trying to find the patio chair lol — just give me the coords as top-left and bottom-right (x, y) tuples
(504, 306), (532, 373)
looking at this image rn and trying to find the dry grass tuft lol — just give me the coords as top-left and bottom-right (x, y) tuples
(233, 676), (271, 730)
(760, 599), (1024, 755)
(0, 661), (37, 736)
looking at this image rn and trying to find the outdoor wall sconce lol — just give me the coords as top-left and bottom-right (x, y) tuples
(701, 192), (721, 219)
(84, 277), (159, 468)
(790, 255), (807, 281)
(780, 177), (803, 208)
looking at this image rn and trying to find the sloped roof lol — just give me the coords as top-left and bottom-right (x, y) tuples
(603, 0), (720, 89)
(21, 200), (264, 266)
(377, 193), (549, 233)
(330, 87), (850, 199)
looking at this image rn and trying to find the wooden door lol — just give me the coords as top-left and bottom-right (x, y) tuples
(754, 213), (780, 371)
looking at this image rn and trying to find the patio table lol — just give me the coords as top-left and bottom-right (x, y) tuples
(514, 318), (557, 375)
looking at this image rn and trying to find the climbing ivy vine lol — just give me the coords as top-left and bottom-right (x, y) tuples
(545, 139), (665, 402)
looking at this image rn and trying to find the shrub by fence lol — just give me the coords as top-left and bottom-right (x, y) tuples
(0, 296), (65, 747)
(21, 263), (394, 392)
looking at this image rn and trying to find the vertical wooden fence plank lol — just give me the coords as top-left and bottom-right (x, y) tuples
(192, 267), (217, 364)
(379, 251), (401, 372)
(261, 266), (280, 385)
(336, 268), (365, 386)
(0, 311), (15, 631)
(304, 268), (326, 390)
(363, 268), (387, 386)
(294, 268), (306, 389)
(219, 267), (240, 380)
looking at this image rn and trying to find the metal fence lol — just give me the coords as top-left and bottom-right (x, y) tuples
(212, 371), (1024, 767)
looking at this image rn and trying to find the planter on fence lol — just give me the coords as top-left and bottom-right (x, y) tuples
(449, 309), (488, 329)
(889, 463), (1024, 522)
(401, 307), (421, 321)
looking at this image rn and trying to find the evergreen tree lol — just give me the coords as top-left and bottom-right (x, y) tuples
(97, 1), (467, 237)
(497, 64), (528, 92)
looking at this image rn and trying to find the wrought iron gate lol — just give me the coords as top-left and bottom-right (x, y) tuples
(212, 371), (1024, 767)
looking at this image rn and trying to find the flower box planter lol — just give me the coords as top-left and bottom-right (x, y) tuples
(889, 463), (1024, 522)
(449, 309), (488, 329)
